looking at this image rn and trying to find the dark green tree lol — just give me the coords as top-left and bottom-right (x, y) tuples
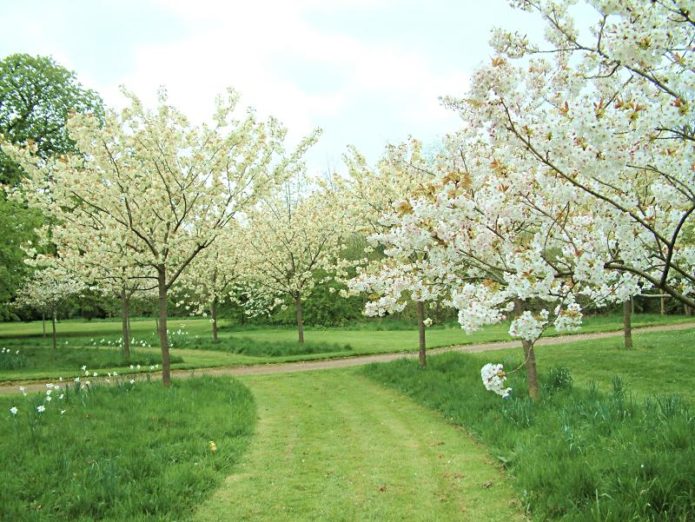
(0, 54), (103, 317)
(0, 53), (103, 185)
(0, 196), (41, 319)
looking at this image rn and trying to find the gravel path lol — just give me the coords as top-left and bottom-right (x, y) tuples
(1, 321), (693, 395)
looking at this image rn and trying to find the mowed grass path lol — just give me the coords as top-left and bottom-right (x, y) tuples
(195, 370), (524, 521)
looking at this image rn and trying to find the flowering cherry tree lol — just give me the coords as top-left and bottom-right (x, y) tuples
(6, 88), (318, 385)
(173, 220), (248, 341)
(443, 0), (695, 309)
(359, 135), (601, 399)
(14, 263), (85, 351)
(363, 0), (694, 398)
(244, 178), (350, 343)
(27, 221), (158, 361)
(341, 140), (443, 366)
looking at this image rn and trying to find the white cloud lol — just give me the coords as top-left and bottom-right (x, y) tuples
(100, 0), (468, 173)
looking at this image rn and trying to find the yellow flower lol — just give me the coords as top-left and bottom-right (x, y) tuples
(208, 441), (218, 454)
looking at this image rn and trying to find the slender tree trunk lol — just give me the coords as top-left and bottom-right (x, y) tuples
(295, 295), (304, 344)
(121, 288), (131, 362)
(157, 268), (171, 386)
(623, 300), (633, 350)
(416, 300), (427, 368)
(41, 312), (46, 338)
(210, 298), (219, 342)
(522, 339), (540, 401)
(685, 304), (693, 316)
(660, 295), (666, 316)
(51, 310), (57, 351)
(514, 299), (540, 400)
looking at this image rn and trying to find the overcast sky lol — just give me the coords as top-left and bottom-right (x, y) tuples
(1, 0), (552, 174)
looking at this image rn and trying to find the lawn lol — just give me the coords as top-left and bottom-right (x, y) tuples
(195, 370), (525, 521)
(0, 313), (691, 384)
(363, 327), (695, 520)
(0, 376), (255, 520)
(1, 321), (692, 520)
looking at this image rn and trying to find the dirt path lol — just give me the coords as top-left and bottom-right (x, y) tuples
(175, 321), (695, 377)
(194, 371), (525, 521)
(1, 321), (693, 395)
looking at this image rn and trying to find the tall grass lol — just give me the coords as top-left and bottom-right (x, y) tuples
(0, 376), (255, 520)
(178, 335), (352, 357)
(364, 353), (695, 520)
(0, 343), (183, 372)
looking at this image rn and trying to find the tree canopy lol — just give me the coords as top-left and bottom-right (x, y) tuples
(0, 53), (103, 186)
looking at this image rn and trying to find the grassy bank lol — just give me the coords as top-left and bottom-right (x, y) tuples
(363, 329), (695, 520)
(0, 376), (255, 520)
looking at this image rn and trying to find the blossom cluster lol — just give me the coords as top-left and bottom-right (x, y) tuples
(480, 363), (511, 398)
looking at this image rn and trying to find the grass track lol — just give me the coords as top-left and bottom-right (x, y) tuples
(195, 370), (525, 521)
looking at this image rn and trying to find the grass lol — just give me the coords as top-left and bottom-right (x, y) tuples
(211, 313), (690, 354)
(0, 344), (183, 374)
(1, 312), (689, 346)
(490, 329), (695, 401)
(362, 328), (695, 520)
(0, 313), (691, 383)
(0, 376), (255, 520)
(195, 370), (525, 521)
(165, 333), (352, 357)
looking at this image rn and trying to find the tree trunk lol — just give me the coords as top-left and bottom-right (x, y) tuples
(295, 295), (304, 344)
(522, 339), (540, 401)
(514, 299), (540, 400)
(416, 300), (427, 368)
(623, 299), (633, 350)
(157, 268), (171, 386)
(685, 304), (693, 316)
(51, 310), (57, 351)
(42, 312), (46, 338)
(660, 295), (666, 316)
(210, 298), (219, 342)
(121, 289), (131, 362)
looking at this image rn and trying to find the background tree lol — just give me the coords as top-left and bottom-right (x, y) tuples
(0, 54), (103, 315)
(0, 198), (40, 318)
(174, 221), (248, 342)
(14, 262), (85, 351)
(28, 216), (158, 361)
(6, 88), (318, 385)
(244, 178), (350, 343)
(340, 139), (440, 366)
(0, 53), (103, 185)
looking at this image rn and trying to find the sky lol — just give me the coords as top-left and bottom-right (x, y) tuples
(0, 0), (550, 175)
